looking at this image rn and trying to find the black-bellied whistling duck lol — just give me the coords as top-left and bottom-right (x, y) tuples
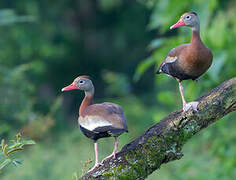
(157, 12), (213, 112)
(61, 75), (128, 172)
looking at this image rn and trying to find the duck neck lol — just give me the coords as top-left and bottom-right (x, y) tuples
(190, 28), (202, 46)
(79, 88), (94, 116)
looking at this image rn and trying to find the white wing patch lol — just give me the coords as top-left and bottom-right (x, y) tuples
(79, 116), (112, 131)
(165, 56), (178, 64)
(161, 56), (178, 70)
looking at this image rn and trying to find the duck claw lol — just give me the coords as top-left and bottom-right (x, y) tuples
(101, 153), (116, 164)
(183, 101), (199, 112)
(87, 162), (103, 173)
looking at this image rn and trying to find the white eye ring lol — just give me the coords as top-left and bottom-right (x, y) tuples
(79, 80), (84, 84)
(186, 15), (191, 20)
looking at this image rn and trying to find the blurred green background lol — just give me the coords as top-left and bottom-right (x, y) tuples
(0, 0), (236, 179)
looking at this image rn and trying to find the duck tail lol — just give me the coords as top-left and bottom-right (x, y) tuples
(156, 66), (162, 74)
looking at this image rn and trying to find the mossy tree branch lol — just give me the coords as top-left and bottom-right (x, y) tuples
(80, 78), (236, 180)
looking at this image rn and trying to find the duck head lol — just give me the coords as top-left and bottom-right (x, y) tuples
(61, 75), (94, 94)
(170, 12), (200, 31)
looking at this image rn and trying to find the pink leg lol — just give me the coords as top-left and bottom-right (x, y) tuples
(88, 141), (103, 173)
(112, 137), (118, 158)
(101, 137), (118, 164)
(177, 80), (199, 112)
(178, 80), (187, 107)
(94, 141), (99, 165)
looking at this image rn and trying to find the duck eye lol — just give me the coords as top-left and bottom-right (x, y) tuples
(186, 15), (191, 20)
(79, 80), (84, 84)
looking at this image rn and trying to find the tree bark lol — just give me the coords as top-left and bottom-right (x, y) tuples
(80, 78), (236, 180)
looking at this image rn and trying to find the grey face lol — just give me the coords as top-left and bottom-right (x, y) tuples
(76, 78), (93, 91)
(183, 13), (199, 28)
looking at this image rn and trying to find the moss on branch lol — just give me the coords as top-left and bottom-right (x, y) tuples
(80, 78), (236, 180)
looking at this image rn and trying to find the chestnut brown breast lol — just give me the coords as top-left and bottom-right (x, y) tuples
(178, 42), (213, 78)
(158, 39), (213, 81)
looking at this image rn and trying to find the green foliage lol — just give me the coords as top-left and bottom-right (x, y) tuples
(102, 71), (131, 96)
(0, 9), (35, 25)
(0, 64), (34, 135)
(0, 0), (235, 179)
(0, 133), (35, 172)
(135, 0), (236, 84)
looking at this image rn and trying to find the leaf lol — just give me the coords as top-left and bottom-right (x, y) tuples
(2, 144), (8, 157)
(134, 57), (156, 81)
(16, 133), (21, 143)
(8, 143), (23, 149)
(7, 147), (24, 156)
(0, 159), (11, 170)
(208, 12), (228, 48)
(21, 140), (36, 146)
(148, 0), (189, 32)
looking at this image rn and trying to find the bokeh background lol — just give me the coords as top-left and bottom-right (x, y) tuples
(0, 0), (236, 179)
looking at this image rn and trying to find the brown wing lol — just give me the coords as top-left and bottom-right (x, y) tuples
(79, 102), (128, 132)
(157, 44), (189, 73)
(157, 41), (213, 80)
(156, 44), (200, 80)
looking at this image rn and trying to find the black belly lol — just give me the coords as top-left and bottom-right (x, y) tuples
(161, 62), (198, 81)
(80, 125), (127, 141)
(80, 126), (111, 141)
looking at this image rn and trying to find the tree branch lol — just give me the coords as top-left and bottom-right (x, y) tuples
(80, 78), (236, 180)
